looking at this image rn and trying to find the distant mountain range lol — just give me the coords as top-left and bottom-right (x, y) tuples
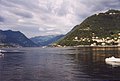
(30, 35), (64, 46)
(0, 30), (37, 47)
(57, 9), (120, 46)
(0, 30), (64, 47)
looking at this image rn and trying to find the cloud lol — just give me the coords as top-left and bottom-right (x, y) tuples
(80, 0), (120, 12)
(0, 16), (5, 22)
(0, 0), (120, 37)
(13, 11), (33, 18)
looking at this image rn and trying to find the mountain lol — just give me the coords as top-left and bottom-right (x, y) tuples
(57, 9), (120, 46)
(0, 30), (37, 47)
(30, 35), (64, 46)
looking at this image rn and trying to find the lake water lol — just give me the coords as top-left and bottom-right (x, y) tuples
(0, 47), (120, 81)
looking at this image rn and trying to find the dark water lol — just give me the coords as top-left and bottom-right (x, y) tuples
(0, 47), (120, 81)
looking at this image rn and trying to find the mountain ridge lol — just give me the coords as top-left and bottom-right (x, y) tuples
(0, 30), (37, 47)
(30, 35), (64, 46)
(57, 9), (120, 46)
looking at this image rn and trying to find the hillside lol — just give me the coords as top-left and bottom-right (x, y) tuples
(0, 30), (37, 47)
(30, 35), (64, 46)
(57, 9), (120, 46)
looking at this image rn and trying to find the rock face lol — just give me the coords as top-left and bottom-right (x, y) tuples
(0, 30), (37, 47)
(57, 9), (120, 46)
(30, 35), (64, 46)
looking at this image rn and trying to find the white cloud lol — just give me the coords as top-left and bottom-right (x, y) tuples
(39, 27), (45, 31)
(0, 0), (120, 37)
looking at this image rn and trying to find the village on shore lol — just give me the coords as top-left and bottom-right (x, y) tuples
(53, 32), (120, 47)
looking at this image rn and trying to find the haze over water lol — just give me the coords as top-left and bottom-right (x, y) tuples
(0, 47), (120, 81)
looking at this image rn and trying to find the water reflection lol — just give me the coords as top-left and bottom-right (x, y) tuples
(67, 47), (120, 80)
(74, 47), (120, 62)
(0, 47), (120, 81)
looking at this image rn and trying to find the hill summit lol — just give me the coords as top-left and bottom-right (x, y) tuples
(57, 9), (120, 46)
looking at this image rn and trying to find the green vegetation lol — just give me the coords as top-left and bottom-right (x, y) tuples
(57, 9), (120, 46)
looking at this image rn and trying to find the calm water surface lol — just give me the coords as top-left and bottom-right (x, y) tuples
(0, 47), (120, 81)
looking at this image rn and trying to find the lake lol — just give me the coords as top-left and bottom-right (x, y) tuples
(0, 47), (120, 81)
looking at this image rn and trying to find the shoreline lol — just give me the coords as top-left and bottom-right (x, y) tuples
(73, 45), (120, 48)
(0, 45), (120, 48)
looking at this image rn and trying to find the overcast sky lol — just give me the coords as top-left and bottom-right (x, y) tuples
(0, 0), (120, 37)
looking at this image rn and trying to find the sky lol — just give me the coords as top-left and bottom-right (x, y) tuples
(0, 0), (120, 37)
